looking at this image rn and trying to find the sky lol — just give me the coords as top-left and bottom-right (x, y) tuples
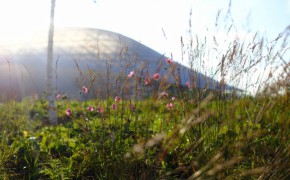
(0, 0), (289, 57)
(0, 0), (289, 93)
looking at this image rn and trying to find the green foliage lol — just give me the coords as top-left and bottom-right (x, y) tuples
(0, 93), (288, 179)
(0, 6), (288, 177)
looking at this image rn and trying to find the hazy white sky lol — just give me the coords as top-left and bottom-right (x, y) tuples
(54, 0), (290, 61)
(0, 0), (289, 60)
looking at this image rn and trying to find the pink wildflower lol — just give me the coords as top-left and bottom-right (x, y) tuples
(128, 71), (135, 78)
(162, 92), (169, 98)
(171, 97), (176, 101)
(97, 106), (104, 113)
(65, 108), (71, 116)
(82, 86), (88, 94)
(166, 58), (173, 64)
(166, 103), (174, 110)
(112, 103), (117, 110)
(56, 94), (62, 99)
(186, 81), (192, 89)
(88, 105), (94, 112)
(153, 73), (160, 80)
(115, 96), (121, 102)
(144, 77), (150, 85)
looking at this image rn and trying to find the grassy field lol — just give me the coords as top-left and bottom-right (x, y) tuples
(0, 8), (289, 179)
(0, 76), (289, 179)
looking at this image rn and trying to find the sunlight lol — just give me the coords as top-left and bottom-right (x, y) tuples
(0, 0), (50, 45)
(0, 0), (97, 43)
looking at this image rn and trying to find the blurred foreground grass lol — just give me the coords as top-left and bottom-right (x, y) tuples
(0, 92), (288, 179)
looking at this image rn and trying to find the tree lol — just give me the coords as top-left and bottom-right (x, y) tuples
(47, 0), (57, 125)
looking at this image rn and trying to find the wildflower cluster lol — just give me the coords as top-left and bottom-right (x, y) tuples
(64, 57), (179, 116)
(112, 95), (121, 110)
(63, 86), (105, 116)
(159, 91), (176, 110)
(127, 57), (173, 86)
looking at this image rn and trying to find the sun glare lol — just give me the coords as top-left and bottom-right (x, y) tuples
(0, 0), (103, 44)
(0, 1), (50, 42)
